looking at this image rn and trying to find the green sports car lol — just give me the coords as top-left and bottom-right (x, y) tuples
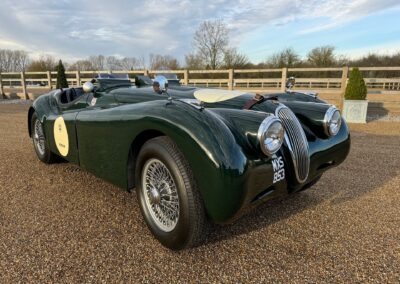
(28, 75), (350, 250)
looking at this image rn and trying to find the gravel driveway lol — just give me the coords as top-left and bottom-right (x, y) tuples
(0, 104), (399, 283)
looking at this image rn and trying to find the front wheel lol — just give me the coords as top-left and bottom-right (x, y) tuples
(135, 136), (208, 250)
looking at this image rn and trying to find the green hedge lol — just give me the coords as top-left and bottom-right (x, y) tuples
(345, 67), (367, 100)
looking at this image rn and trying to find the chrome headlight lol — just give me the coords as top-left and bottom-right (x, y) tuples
(324, 106), (342, 136)
(257, 116), (285, 156)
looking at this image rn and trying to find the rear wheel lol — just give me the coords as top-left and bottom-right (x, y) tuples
(31, 112), (57, 164)
(135, 136), (207, 250)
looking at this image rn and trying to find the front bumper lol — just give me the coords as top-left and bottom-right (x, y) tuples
(221, 122), (351, 223)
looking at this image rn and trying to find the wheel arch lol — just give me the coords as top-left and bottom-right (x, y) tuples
(121, 102), (250, 222)
(127, 129), (165, 190)
(27, 106), (36, 137)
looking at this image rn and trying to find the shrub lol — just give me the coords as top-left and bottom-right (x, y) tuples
(56, 60), (68, 89)
(345, 67), (367, 100)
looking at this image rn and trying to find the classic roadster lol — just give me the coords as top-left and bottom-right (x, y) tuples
(28, 75), (350, 250)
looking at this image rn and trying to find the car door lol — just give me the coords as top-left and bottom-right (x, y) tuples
(46, 88), (91, 164)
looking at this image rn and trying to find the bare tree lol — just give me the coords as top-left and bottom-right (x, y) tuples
(185, 53), (204, 69)
(0, 49), (30, 72)
(351, 52), (400, 67)
(149, 54), (180, 70)
(307, 46), (336, 67)
(72, 55), (121, 71)
(336, 54), (350, 67)
(105, 56), (123, 71)
(223, 47), (250, 69)
(265, 48), (300, 68)
(0, 49), (13, 72)
(193, 19), (229, 69)
(120, 57), (139, 70)
(137, 55), (146, 70)
(69, 55), (145, 71)
(88, 55), (106, 70)
(27, 54), (57, 72)
(68, 60), (94, 71)
(13, 50), (30, 71)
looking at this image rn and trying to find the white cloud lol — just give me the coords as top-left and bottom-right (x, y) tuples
(0, 0), (398, 62)
(297, 0), (400, 34)
(0, 38), (28, 50)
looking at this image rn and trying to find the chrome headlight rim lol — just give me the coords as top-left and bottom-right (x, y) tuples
(257, 115), (285, 156)
(323, 106), (342, 137)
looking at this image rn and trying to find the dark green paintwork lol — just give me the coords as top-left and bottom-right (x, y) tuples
(28, 83), (350, 223)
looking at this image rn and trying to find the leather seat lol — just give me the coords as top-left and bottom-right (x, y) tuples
(59, 88), (84, 105)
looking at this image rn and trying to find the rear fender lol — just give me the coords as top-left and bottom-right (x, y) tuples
(28, 94), (54, 137)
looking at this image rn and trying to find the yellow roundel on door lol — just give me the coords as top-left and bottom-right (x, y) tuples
(54, 116), (69, 157)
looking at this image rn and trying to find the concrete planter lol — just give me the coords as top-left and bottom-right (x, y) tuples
(343, 100), (368, 123)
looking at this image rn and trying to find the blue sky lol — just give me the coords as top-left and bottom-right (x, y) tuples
(0, 0), (399, 64)
(239, 4), (400, 60)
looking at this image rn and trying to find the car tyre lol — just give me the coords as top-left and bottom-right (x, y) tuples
(135, 136), (208, 250)
(31, 112), (57, 164)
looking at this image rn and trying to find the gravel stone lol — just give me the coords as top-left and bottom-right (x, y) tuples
(0, 104), (399, 283)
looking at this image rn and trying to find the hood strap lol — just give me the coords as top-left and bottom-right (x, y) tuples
(243, 94), (265, 110)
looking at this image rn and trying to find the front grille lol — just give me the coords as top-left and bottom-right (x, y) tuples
(276, 106), (310, 183)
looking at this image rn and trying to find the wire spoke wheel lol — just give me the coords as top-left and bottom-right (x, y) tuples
(142, 158), (180, 232)
(136, 136), (207, 249)
(33, 119), (46, 156)
(30, 111), (56, 164)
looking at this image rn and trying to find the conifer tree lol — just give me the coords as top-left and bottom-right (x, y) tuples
(345, 67), (367, 100)
(56, 60), (68, 89)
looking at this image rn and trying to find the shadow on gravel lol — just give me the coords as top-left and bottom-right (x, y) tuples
(367, 102), (389, 122)
(4, 92), (20, 100)
(204, 131), (400, 246)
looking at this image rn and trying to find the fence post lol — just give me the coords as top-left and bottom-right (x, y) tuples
(21, 72), (28, 100)
(183, 69), (189, 85)
(228, 69), (234, 90)
(76, 70), (81, 86)
(340, 66), (349, 110)
(47, 71), (52, 90)
(281, 67), (287, 92)
(0, 72), (3, 99)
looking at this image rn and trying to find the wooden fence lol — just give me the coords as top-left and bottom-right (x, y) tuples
(0, 67), (399, 115)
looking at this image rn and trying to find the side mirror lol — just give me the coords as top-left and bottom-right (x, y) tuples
(83, 81), (95, 93)
(286, 77), (296, 90)
(153, 75), (168, 91)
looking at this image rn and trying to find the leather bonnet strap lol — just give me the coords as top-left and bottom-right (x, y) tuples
(243, 94), (265, 110)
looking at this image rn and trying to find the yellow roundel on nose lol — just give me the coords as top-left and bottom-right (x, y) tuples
(54, 116), (69, 157)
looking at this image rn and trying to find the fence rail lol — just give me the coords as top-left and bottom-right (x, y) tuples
(1, 67), (400, 101)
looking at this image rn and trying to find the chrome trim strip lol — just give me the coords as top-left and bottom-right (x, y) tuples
(257, 115), (284, 156)
(177, 98), (203, 110)
(276, 105), (310, 183)
(323, 105), (341, 136)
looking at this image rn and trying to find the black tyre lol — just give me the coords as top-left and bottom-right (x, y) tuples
(135, 136), (207, 250)
(31, 112), (57, 164)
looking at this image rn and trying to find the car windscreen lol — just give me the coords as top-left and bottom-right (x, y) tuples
(97, 73), (129, 79)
